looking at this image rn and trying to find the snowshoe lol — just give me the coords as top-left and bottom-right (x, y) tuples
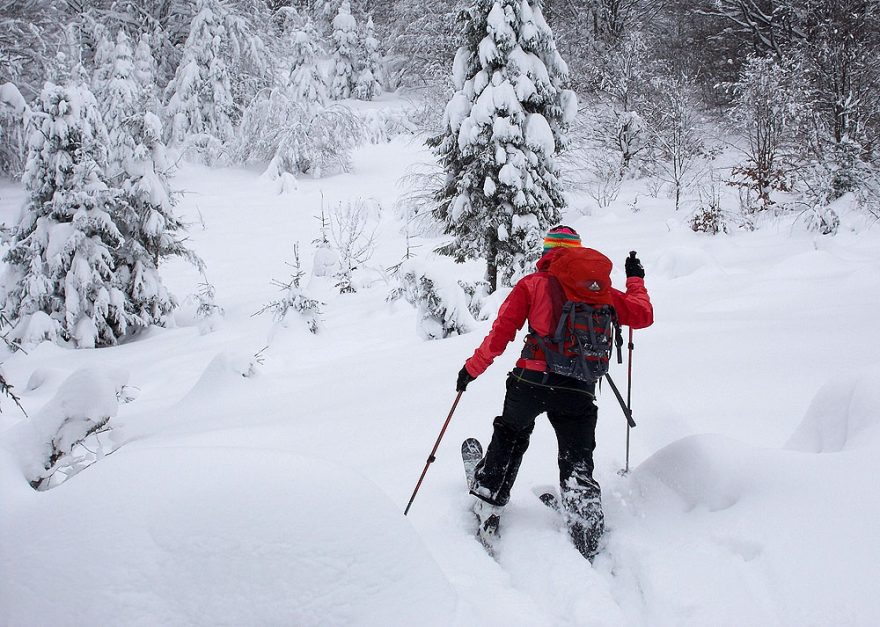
(461, 438), (482, 490)
(461, 438), (502, 555)
(472, 498), (502, 556)
(532, 484), (560, 511)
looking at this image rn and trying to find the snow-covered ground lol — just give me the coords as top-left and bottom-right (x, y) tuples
(2, 134), (880, 626)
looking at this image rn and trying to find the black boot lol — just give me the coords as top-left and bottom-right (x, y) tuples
(560, 473), (604, 561)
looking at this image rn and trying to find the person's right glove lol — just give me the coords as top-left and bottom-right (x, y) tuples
(456, 366), (475, 392)
(625, 251), (645, 278)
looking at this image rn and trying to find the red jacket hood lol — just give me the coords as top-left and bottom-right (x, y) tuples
(535, 247), (567, 271)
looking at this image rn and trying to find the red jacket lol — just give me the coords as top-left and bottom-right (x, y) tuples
(464, 248), (654, 378)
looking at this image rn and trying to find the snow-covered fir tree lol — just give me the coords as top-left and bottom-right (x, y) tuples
(2, 80), (127, 348)
(90, 26), (117, 95)
(355, 15), (383, 100)
(133, 33), (161, 114)
(288, 15), (328, 107)
(429, 0), (577, 291)
(98, 31), (139, 178)
(313, 0), (344, 34)
(0, 81), (29, 177)
(384, 0), (460, 87)
(330, 1), (360, 100)
(97, 30), (201, 330)
(163, 0), (239, 161)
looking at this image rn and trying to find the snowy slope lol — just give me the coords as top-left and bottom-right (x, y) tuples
(2, 135), (880, 626)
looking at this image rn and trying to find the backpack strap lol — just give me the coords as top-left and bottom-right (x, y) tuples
(612, 308), (623, 364)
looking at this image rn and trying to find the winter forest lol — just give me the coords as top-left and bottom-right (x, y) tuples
(2, 1), (880, 625)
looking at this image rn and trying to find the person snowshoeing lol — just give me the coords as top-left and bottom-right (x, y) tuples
(456, 225), (654, 559)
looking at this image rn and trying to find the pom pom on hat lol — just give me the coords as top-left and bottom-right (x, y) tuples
(543, 225), (581, 252)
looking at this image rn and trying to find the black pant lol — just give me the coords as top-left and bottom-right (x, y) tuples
(471, 368), (599, 507)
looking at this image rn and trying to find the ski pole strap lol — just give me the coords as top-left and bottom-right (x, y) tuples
(613, 315), (623, 364)
(604, 373), (636, 428)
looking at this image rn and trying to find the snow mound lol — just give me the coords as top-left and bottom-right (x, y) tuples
(0, 447), (457, 626)
(4, 367), (127, 482)
(24, 366), (62, 391)
(785, 365), (880, 453)
(634, 434), (753, 512)
(652, 246), (718, 279)
(183, 351), (260, 399)
(762, 249), (855, 281)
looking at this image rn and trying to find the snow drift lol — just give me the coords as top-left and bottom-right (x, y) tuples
(0, 446), (458, 626)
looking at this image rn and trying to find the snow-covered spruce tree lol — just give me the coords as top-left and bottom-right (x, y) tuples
(239, 13), (364, 183)
(313, 0), (344, 34)
(0, 81), (29, 177)
(428, 0), (577, 291)
(2, 81), (128, 348)
(90, 25), (117, 95)
(133, 33), (161, 114)
(355, 15), (383, 100)
(97, 31), (202, 330)
(164, 0), (269, 162)
(164, 0), (236, 160)
(289, 15), (328, 107)
(330, 1), (360, 100)
(98, 31), (139, 178)
(385, 0), (460, 88)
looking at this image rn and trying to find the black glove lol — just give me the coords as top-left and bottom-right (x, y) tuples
(457, 366), (475, 392)
(625, 251), (645, 278)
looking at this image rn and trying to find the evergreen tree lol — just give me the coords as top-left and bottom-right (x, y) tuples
(90, 25), (116, 95)
(0, 81), (28, 177)
(99, 30), (139, 178)
(2, 80), (127, 348)
(384, 0), (460, 87)
(98, 30), (202, 331)
(133, 33), (161, 114)
(289, 15), (328, 107)
(113, 109), (201, 329)
(330, 0), (360, 100)
(429, 0), (577, 291)
(355, 15), (383, 100)
(163, 0), (239, 161)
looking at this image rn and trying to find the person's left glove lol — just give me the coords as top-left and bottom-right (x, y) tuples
(625, 251), (645, 278)
(456, 366), (475, 392)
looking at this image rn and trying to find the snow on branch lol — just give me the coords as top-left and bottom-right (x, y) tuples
(387, 259), (483, 340)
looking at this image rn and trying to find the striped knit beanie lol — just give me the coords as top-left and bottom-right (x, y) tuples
(543, 225), (581, 252)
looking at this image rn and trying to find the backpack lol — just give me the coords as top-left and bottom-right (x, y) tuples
(526, 248), (623, 383)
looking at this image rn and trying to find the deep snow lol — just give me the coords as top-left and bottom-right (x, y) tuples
(2, 133), (880, 626)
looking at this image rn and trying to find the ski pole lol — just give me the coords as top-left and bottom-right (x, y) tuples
(404, 391), (463, 516)
(604, 373), (636, 429)
(625, 327), (634, 474)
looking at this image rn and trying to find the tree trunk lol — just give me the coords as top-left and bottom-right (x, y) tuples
(485, 230), (499, 293)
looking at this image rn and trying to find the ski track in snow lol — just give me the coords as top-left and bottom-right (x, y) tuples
(2, 132), (880, 626)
